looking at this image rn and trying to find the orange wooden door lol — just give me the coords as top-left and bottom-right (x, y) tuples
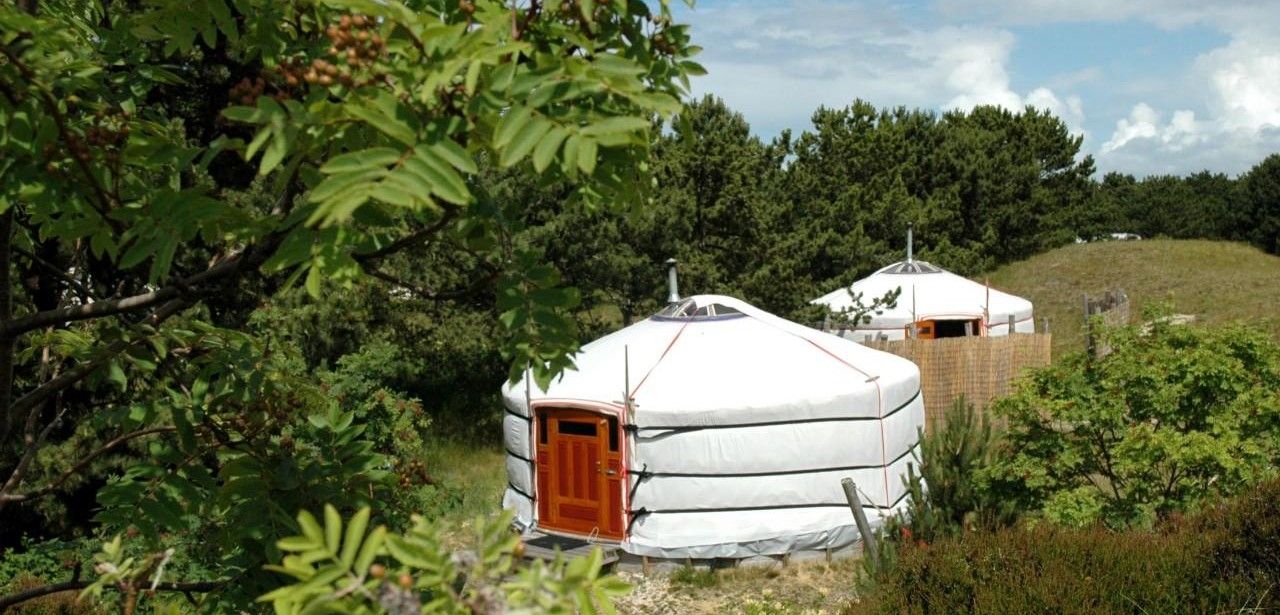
(909, 320), (936, 339)
(534, 408), (624, 540)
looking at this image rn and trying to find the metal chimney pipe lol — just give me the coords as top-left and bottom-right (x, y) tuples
(665, 258), (680, 304)
(906, 223), (914, 263)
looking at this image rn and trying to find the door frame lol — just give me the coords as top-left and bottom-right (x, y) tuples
(908, 314), (987, 339)
(529, 399), (630, 542)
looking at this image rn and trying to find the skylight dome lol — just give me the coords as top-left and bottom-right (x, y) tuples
(881, 260), (942, 274)
(653, 296), (744, 320)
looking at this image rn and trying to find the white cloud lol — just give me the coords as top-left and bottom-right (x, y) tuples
(1101, 103), (1205, 154)
(1098, 29), (1280, 173)
(930, 28), (1024, 110)
(912, 28), (1086, 134)
(1198, 34), (1280, 132)
(685, 3), (1084, 136)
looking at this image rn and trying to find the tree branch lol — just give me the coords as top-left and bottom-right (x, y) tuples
(515, 0), (541, 40)
(12, 298), (190, 418)
(361, 266), (499, 301)
(0, 208), (13, 444)
(0, 426), (177, 504)
(353, 208), (458, 263)
(0, 298), (190, 512)
(0, 400), (67, 513)
(0, 578), (225, 612)
(2, 231), (284, 338)
(5, 287), (183, 336)
(13, 245), (96, 302)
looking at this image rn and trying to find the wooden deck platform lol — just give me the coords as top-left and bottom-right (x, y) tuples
(521, 533), (620, 566)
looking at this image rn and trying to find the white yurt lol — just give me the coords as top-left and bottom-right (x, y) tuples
(812, 231), (1034, 342)
(500, 294), (924, 560)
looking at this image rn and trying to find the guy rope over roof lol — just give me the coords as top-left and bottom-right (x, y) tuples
(500, 295), (925, 559)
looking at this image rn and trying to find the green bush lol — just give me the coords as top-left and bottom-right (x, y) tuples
(990, 312), (1280, 528)
(851, 478), (1280, 614)
(903, 397), (1017, 539)
(869, 398), (1017, 577)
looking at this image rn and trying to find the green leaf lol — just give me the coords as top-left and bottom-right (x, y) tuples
(465, 60), (483, 95)
(339, 507), (370, 567)
(369, 179), (422, 208)
(577, 137), (598, 174)
(320, 148), (402, 175)
(277, 536), (317, 552)
(304, 264), (323, 299)
(494, 106), (532, 148)
(405, 151), (471, 205)
(353, 525), (386, 572)
(680, 60), (708, 76)
(348, 103), (417, 147)
(502, 117), (552, 167)
(428, 139), (479, 174)
(562, 134), (582, 176)
(323, 505), (342, 555)
(581, 117), (650, 137)
(532, 126), (568, 173)
(222, 105), (266, 124)
(259, 131), (287, 175)
(384, 535), (434, 568)
(262, 226), (316, 272)
(308, 169), (386, 204)
(119, 239), (154, 270)
(107, 361), (127, 390)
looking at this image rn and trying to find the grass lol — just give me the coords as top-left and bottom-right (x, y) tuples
(419, 438), (507, 545)
(986, 239), (1280, 357)
(618, 558), (865, 615)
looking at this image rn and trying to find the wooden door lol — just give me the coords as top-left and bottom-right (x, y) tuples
(534, 408), (624, 540)
(910, 320), (936, 339)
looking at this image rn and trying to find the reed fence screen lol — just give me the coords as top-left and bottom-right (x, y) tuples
(863, 334), (1053, 425)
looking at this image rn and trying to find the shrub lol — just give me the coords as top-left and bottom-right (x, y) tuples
(871, 398), (1017, 575)
(851, 477), (1280, 614)
(989, 312), (1280, 528)
(905, 397), (1018, 539)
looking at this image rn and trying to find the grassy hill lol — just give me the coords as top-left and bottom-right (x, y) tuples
(987, 239), (1280, 357)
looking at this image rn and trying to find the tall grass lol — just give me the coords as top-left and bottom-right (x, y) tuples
(987, 239), (1280, 355)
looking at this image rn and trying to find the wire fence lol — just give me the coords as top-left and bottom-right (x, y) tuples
(862, 333), (1053, 425)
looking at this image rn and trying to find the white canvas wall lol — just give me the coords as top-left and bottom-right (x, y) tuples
(500, 295), (925, 558)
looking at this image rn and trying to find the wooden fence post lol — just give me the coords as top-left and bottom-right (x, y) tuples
(841, 478), (878, 568)
(1083, 293), (1093, 357)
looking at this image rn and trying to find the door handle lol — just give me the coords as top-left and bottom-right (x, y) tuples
(604, 469), (618, 477)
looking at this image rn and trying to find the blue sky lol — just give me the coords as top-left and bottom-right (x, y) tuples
(671, 0), (1280, 176)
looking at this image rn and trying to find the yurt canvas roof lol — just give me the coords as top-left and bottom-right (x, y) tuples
(811, 260), (1033, 331)
(501, 295), (920, 427)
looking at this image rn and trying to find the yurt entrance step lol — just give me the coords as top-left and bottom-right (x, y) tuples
(520, 533), (620, 566)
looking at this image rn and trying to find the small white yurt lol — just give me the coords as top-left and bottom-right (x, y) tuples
(501, 294), (924, 560)
(812, 230), (1034, 342)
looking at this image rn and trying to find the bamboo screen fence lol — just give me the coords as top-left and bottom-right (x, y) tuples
(863, 334), (1052, 425)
